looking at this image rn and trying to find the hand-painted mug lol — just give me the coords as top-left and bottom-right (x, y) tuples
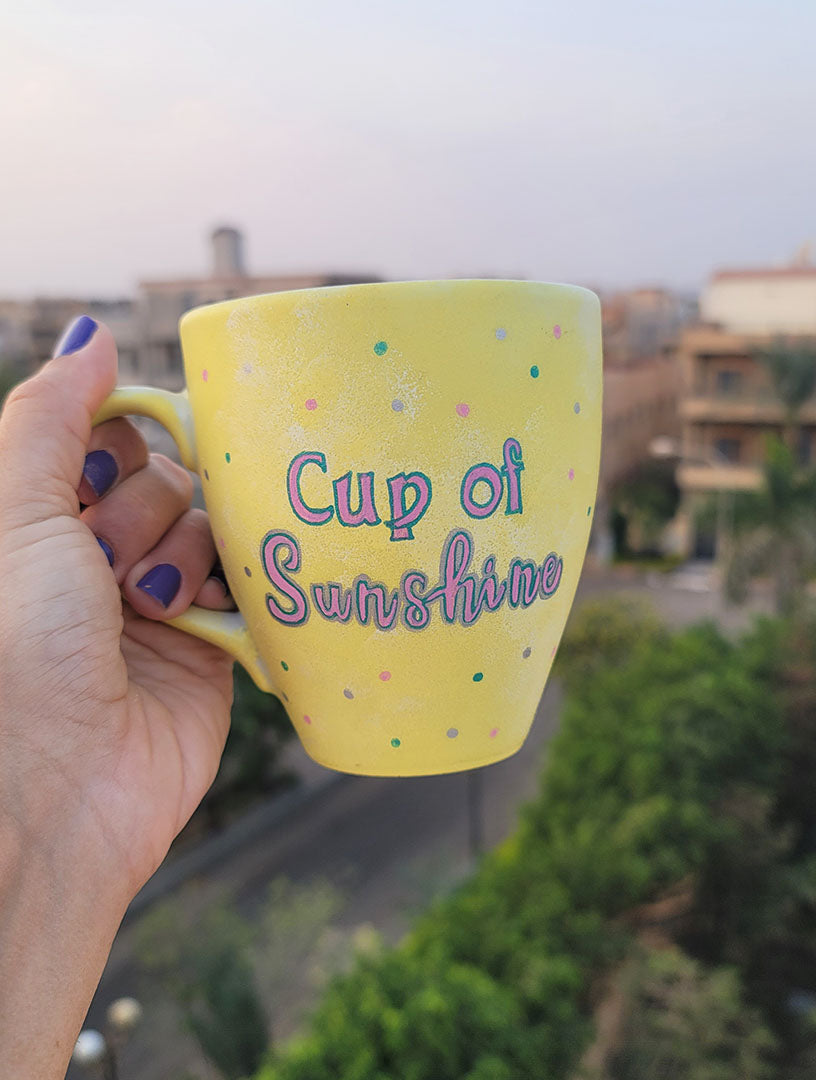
(94, 280), (601, 776)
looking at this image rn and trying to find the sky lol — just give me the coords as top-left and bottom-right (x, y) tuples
(1, 0), (814, 297)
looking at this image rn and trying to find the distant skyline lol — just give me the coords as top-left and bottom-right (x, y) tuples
(1, 0), (814, 297)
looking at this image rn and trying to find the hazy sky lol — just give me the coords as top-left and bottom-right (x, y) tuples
(1, 0), (814, 297)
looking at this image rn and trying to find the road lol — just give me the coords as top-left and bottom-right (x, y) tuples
(68, 566), (769, 1080)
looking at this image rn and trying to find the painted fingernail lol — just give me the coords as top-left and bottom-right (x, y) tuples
(136, 563), (181, 608)
(208, 560), (229, 595)
(54, 315), (98, 357)
(97, 537), (115, 567)
(83, 450), (118, 497)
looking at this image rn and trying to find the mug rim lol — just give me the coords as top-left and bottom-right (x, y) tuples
(178, 278), (599, 335)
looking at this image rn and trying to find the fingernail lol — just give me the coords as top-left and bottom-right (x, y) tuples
(54, 315), (98, 357)
(83, 450), (118, 497)
(97, 537), (115, 567)
(208, 560), (229, 595)
(136, 563), (181, 608)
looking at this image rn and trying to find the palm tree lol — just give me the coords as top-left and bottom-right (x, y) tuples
(755, 340), (816, 452)
(725, 438), (816, 615)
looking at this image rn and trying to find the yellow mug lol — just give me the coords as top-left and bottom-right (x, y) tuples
(94, 280), (601, 776)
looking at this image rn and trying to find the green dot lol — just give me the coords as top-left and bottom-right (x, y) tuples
(390, 737), (401, 748)
(587, 506), (592, 516)
(530, 365), (539, 379)
(281, 660), (289, 671)
(374, 340), (388, 356)
(225, 452), (231, 463)
(473, 672), (484, 682)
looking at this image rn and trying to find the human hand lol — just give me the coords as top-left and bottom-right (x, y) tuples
(0, 317), (237, 1077)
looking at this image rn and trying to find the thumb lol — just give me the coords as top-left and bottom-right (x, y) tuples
(0, 317), (119, 533)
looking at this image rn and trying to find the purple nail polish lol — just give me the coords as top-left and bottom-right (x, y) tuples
(83, 450), (118, 497)
(54, 315), (98, 357)
(136, 563), (181, 608)
(97, 537), (115, 567)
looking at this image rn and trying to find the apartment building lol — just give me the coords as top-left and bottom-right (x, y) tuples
(675, 266), (816, 556)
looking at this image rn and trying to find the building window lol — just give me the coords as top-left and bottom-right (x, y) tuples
(715, 369), (743, 396)
(714, 437), (741, 463)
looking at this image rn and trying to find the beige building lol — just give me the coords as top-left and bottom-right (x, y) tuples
(136, 227), (380, 388)
(675, 265), (816, 556)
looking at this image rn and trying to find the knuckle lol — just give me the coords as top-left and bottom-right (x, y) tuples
(152, 453), (193, 500)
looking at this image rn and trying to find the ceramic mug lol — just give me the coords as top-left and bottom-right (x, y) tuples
(93, 280), (601, 776)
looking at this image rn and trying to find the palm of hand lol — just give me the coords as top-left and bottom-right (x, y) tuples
(2, 522), (233, 896)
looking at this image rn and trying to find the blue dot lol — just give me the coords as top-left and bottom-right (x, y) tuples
(530, 365), (539, 379)
(473, 672), (484, 682)
(392, 399), (404, 412)
(587, 506), (592, 516)
(495, 327), (507, 340)
(374, 340), (388, 356)
(225, 451), (231, 462)
(391, 737), (401, 748)
(573, 402), (581, 414)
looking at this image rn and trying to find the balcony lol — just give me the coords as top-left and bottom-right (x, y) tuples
(677, 462), (763, 492)
(680, 387), (816, 425)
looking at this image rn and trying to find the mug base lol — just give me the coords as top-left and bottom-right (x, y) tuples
(299, 737), (527, 778)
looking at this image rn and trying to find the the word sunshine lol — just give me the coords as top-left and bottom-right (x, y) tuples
(261, 528), (563, 631)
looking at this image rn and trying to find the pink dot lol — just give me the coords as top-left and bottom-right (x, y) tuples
(303, 714), (312, 725)
(305, 398), (318, 411)
(456, 403), (470, 418)
(553, 324), (562, 339)
(218, 537), (226, 550)
(568, 468), (575, 480)
(202, 369), (208, 382)
(379, 670), (391, 681)
(489, 727), (499, 738)
(551, 645), (557, 658)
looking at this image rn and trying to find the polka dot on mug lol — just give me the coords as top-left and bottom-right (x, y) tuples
(225, 451), (231, 463)
(379, 670), (391, 682)
(447, 727), (459, 739)
(305, 398), (318, 411)
(374, 340), (388, 356)
(281, 691), (289, 703)
(495, 327), (507, 340)
(218, 537), (226, 550)
(202, 369), (208, 382)
(568, 468), (575, 480)
(530, 365), (540, 379)
(489, 727), (499, 738)
(303, 714), (312, 725)
(391, 399), (404, 412)
(281, 660), (289, 671)
(554, 324), (562, 339)
(472, 671), (484, 682)
(244, 566), (252, 577)
(204, 469), (209, 481)
(574, 402), (581, 414)
(391, 737), (401, 748)
(522, 647), (532, 659)
(456, 403), (470, 418)
(343, 688), (354, 700)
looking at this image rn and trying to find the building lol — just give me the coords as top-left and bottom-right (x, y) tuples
(136, 227), (381, 388)
(674, 265), (816, 556)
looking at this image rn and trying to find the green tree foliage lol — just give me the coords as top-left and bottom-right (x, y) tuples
(609, 458), (680, 556)
(724, 438), (816, 615)
(755, 340), (816, 448)
(611, 947), (777, 1080)
(137, 899), (269, 1080)
(137, 877), (343, 1080)
(554, 594), (667, 695)
(258, 611), (808, 1080)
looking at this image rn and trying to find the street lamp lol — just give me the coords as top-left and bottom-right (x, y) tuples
(71, 997), (142, 1080)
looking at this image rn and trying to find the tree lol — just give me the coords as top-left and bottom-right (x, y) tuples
(755, 340), (816, 452)
(724, 438), (816, 615)
(611, 947), (776, 1080)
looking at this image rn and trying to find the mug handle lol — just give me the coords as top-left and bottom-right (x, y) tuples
(92, 386), (276, 694)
